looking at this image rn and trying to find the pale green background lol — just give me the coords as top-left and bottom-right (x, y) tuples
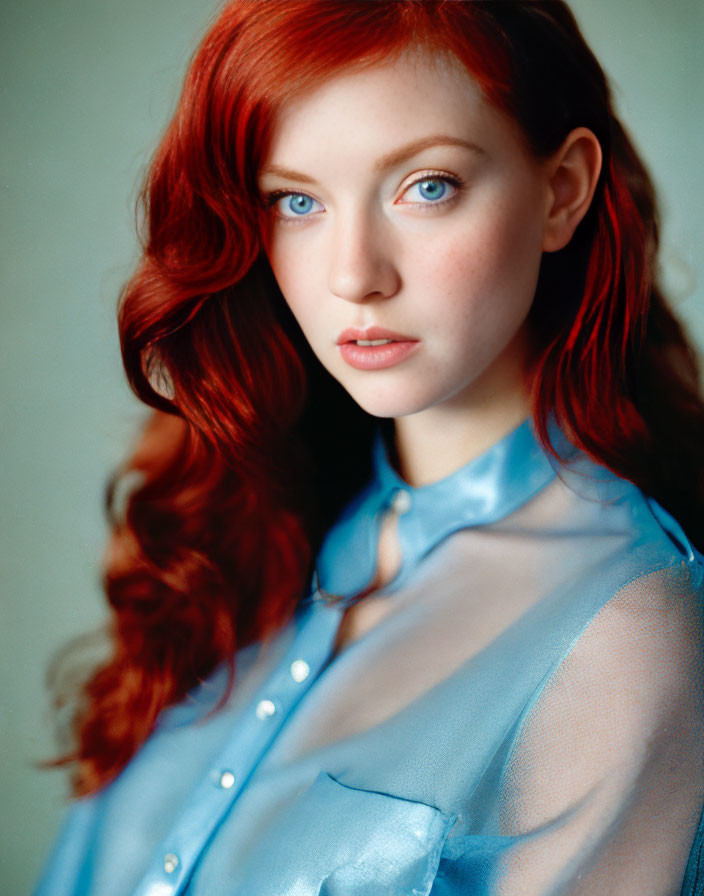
(1, 1), (702, 893)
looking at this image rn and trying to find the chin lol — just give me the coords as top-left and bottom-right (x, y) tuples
(342, 384), (437, 420)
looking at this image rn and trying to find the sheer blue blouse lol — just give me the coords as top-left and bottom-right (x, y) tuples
(35, 418), (704, 895)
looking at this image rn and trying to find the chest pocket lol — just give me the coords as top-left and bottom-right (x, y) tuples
(233, 770), (457, 896)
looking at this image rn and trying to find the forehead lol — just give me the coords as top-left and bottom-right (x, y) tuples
(262, 49), (496, 168)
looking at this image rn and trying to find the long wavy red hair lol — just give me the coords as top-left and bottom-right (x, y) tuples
(53, 0), (704, 796)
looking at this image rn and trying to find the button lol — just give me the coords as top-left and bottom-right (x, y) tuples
(391, 489), (411, 515)
(218, 770), (236, 789)
(164, 853), (179, 874)
(146, 883), (175, 896)
(290, 659), (310, 682)
(255, 698), (277, 719)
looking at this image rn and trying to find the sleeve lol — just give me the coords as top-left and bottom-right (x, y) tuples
(33, 797), (101, 895)
(490, 563), (704, 895)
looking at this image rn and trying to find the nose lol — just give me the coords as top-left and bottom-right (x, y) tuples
(327, 208), (400, 303)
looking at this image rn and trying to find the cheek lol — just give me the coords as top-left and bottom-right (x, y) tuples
(437, 196), (544, 310)
(267, 242), (320, 330)
(421, 216), (542, 355)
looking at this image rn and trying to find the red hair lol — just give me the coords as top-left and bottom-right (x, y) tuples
(53, 0), (704, 795)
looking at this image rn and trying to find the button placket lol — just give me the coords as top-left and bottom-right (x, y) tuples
(130, 600), (343, 896)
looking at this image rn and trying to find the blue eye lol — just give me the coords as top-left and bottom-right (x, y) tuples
(272, 192), (323, 220)
(419, 179), (447, 200)
(401, 176), (459, 205)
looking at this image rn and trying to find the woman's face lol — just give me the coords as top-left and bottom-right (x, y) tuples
(259, 50), (554, 423)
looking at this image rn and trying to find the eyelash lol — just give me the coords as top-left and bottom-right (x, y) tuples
(264, 171), (464, 225)
(399, 171), (464, 208)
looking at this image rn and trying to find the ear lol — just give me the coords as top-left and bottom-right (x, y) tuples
(542, 127), (603, 253)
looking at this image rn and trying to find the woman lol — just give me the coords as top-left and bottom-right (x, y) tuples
(36, 1), (704, 893)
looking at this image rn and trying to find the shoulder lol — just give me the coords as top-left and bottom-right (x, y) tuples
(524, 559), (704, 760)
(549, 448), (704, 598)
(498, 449), (704, 816)
(491, 558), (704, 891)
(499, 552), (704, 855)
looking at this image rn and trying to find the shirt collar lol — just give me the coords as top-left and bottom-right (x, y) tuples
(313, 416), (571, 606)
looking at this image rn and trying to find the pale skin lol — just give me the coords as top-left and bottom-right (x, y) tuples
(259, 49), (602, 652)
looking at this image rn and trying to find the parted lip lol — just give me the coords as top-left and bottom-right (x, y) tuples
(336, 326), (417, 345)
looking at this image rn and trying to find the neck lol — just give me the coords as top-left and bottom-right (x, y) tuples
(392, 384), (532, 489)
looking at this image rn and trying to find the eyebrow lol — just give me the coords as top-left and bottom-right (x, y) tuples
(259, 135), (483, 184)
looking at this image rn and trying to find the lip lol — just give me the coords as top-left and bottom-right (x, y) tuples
(336, 327), (421, 371)
(336, 326), (417, 345)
